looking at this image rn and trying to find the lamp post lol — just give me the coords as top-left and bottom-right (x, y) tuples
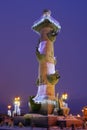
(7, 105), (12, 117)
(13, 97), (21, 116)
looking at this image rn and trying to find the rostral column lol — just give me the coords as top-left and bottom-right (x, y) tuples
(32, 10), (61, 114)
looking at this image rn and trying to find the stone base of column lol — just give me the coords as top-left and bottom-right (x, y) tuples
(29, 84), (58, 115)
(29, 96), (56, 115)
(40, 99), (56, 114)
(33, 84), (57, 114)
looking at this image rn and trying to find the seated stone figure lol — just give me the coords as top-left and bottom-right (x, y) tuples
(59, 99), (70, 116)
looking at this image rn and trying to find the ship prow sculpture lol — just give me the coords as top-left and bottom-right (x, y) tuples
(29, 10), (69, 115)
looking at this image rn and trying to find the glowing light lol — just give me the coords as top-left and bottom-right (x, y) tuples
(8, 105), (11, 109)
(82, 109), (84, 112)
(61, 93), (68, 100)
(77, 114), (81, 117)
(14, 96), (20, 106)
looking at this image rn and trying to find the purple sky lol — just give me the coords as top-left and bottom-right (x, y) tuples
(0, 0), (87, 114)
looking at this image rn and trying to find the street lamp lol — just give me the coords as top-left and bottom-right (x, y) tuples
(7, 105), (12, 117)
(13, 96), (21, 116)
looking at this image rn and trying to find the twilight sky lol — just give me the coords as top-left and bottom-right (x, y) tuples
(0, 0), (87, 114)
